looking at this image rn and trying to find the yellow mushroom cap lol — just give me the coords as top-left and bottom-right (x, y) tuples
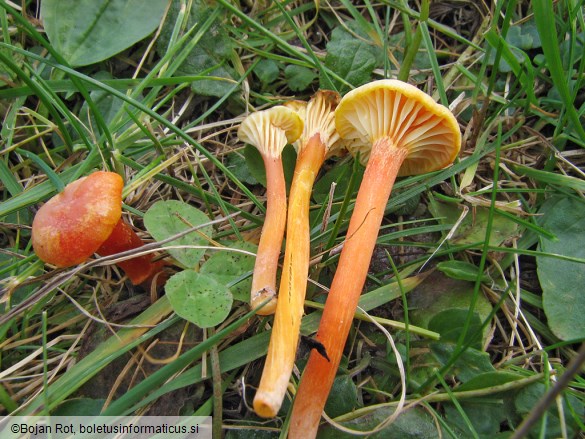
(335, 79), (461, 176)
(238, 106), (304, 158)
(285, 90), (342, 156)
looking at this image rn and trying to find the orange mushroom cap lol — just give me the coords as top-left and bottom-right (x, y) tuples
(32, 171), (124, 267)
(335, 79), (461, 176)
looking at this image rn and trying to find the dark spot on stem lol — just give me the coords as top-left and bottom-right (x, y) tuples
(301, 335), (330, 362)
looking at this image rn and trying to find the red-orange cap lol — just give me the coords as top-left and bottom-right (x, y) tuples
(32, 171), (124, 267)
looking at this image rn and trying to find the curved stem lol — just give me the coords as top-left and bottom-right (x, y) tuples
(97, 219), (166, 286)
(254, 135), (326, 417)
(250, 155), (287, 315)
(288, 139), (407, 439)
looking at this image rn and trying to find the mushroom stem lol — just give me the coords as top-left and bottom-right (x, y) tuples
(96, 219), (167, 287)
(250, 155), (287, 315)
(253, 133), (326, 417)
(238, 105), (303, 315)
(288, 139), (407, 439)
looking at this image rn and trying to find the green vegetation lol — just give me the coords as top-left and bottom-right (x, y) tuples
(1, 1), (584, 437)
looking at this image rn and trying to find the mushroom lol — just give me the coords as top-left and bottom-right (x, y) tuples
(31, 171), (166, 286)
(253, 91), (342, 418)
(288, 79), (461, 438)
(237, 106), (303, 315)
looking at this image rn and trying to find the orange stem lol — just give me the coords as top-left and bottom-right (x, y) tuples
(97, 219), (166, 287)
(288, 139), (408, 438)
(251, 155), (287, 315)
(254, 134), (326, 417)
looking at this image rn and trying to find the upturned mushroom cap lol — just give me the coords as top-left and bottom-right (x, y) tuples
(238, 106), (304, 158)
(335, 79), (461, 176)
(32, 171), (124, 267)
(285, 90), (343, 157)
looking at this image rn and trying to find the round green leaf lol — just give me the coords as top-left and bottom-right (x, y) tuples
(155, 1), (238, 98)
(444, 400), (505, 438)
(318, 406), (439, 438)
(537, 196), (585, 340)
(41, 0), (168, 67)
(321, 26), (382, 94)
(430, 342), (494, 383)
(324, 375), (360, 418)
(165, 271), (233, 328)
(409, 272), (493, 344)
(284, 65), (317, 92)
(144, 200), (212, 268)
(429, 199), (519, 247)
(243, 144), (267, 187)
(226, 151), (258, 185)
(200, 241), (257, 302)
(254, 59), (280, 85)
(428, 309), (483, 348)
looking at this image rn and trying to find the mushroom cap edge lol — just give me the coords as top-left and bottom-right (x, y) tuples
(335, 79), (461, 176)
(238, 106), (304, 158)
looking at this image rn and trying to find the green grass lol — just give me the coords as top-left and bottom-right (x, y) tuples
(1, 1), (584, 438)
